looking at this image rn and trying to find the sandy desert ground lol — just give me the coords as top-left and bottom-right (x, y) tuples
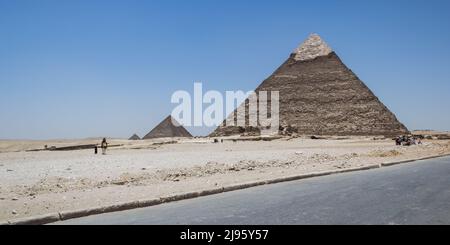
(1, 136), (450, 222)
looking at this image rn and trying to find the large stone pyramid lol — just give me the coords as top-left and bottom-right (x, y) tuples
(143, 116), (193, 139)
(211, 34), (409, 137)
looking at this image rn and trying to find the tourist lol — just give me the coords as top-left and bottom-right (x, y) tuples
(94, 146), (98, 155)
(101, 138), (108, 155)
(402, 136), (407, 143)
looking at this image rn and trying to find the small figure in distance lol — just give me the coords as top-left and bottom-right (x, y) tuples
(101, 138), (108, 155)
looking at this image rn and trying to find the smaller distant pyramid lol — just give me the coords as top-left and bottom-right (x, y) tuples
(129, 134), (141, 140)
(143, 116), (193, 139)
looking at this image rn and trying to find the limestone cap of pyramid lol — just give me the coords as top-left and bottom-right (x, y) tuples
(293, 33), (333, 61)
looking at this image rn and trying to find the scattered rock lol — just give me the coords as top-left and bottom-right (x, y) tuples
(12, 210), (17, 215)
(7, 169), (13, 172)
(373, 136), (386, 141)
(437, 135), (450, 140)
(369, 149), (402, 158)
(112, 181), (127, 186)
(12, 198), (18, 201)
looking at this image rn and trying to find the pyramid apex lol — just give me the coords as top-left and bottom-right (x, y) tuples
(293, 33), (333, 61)
(166, 115), (182, 127)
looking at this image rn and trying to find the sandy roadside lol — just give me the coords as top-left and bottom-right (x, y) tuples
(1, 137), (449, 222)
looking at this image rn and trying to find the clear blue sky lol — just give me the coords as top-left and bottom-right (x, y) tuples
(1, 0), (449, 139)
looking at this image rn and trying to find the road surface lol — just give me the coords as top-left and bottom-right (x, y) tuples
(54, 156), (450, 225)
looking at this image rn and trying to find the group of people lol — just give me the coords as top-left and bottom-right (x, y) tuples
(395, 136), (422, 146)
(94, 138), (108, 155)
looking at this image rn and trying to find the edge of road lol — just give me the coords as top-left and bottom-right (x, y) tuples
(3, 153), (450, 225)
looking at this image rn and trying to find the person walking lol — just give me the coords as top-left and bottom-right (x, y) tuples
(101, 138), (108, 155)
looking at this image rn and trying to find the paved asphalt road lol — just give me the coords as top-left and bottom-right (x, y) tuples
(55, 156), (450, 225)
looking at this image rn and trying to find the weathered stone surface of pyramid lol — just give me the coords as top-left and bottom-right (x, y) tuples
(128, 134), (141, 140)
(143, 116), (193, 139)
(211, 34), (409, 137)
